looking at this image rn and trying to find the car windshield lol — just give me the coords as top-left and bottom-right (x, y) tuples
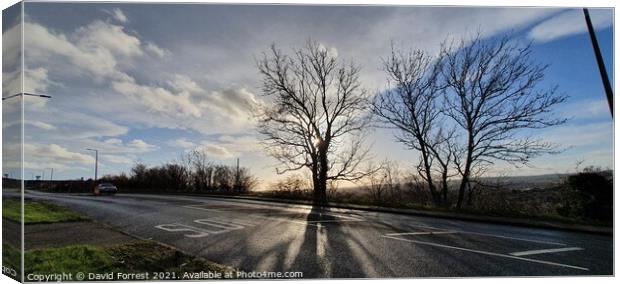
(99, 183), (114, 187)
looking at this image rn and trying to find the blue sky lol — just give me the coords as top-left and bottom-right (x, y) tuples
(2, 4), (614, 187)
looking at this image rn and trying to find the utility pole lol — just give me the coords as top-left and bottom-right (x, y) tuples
(583, 8), (614, 117)
(86, 148), (99, 181)
(49, 168), (54, 190)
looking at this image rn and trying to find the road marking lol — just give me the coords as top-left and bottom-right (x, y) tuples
(510, 247), (584, 257)
(154, 223), (211, 238)
(209, 217), (257, 227)
(195, 218), (245, 231)
(183, 204), (224, 212)
(455, 231), (567, 246)
(386, 231), (457, 236)
(383, 235), (589, 271)
(388, 226), (567, 246)
(155, 217), (256, 237)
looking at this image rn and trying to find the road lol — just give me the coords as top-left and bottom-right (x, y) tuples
(6, 190), (613, 278)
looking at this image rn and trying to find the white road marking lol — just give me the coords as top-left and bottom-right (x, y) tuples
(155, 217), (257, 237)
(388, 225), (567, 246)
(154, 223), (211, 238)
(383, 235), (589, 271)
(386, 231), (457, 236)
(510, 247), (584, 257)
(195, 218), (245, 231)
(455, 231), (567, 246)
(183, 204), (224, 212)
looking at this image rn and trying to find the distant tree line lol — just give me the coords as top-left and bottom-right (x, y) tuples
(100, 150), (258, 193)
(32, 150), (259, 194)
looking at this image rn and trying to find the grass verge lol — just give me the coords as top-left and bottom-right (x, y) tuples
(3, 199), (88, 224)
(25, 241), (231, 276)
(3, 242), (21, 275)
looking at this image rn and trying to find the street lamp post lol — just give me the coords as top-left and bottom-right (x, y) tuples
(86, 148), (99, 181)
(2, 92), (52, 101)
(583, 8), (614, 117)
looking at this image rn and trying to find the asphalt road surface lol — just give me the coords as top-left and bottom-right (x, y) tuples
(5, 190), (613, 278)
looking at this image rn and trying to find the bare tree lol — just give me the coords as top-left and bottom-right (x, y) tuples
(363, 160), (402, 205)
(182, 149), (213, 192)
(440, 34), (567, 209)
(373, 45), (454, 207)
(256, 40), (373, 204)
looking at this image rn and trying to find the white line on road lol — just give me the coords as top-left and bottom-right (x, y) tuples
(383, 235), (589, 271)
(386, 231), (457, 236)
(456, 231), (567, 246)
(387, 226), (567, 246)
(183, 204), (224, 212)
(510, 247), (584, 257)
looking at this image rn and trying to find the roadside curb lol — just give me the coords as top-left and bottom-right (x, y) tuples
(187, 193), (612, 235)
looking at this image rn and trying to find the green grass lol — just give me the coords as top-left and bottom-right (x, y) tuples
(25, 241), (231, 276)
(25, 245), (116, 275)
(3, 242), (21, 277)
(3, 199), (88, 224)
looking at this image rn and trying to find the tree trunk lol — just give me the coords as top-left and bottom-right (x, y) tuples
(456, 145), (473, 209)
(318, 150), (329, 205)
(421, 148), (441, 207)
(312, 148), (329, 205)
(441, 170), (449, 208)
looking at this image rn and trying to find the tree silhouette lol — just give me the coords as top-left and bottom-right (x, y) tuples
(373, 45), (455, 207)
(256, 40), (373, 204)
(440, 34), (567, 209)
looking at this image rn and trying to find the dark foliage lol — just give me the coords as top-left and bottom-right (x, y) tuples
(557, 168), (612, 221)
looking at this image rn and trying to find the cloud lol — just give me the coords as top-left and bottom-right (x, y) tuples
(102, 138), (158, 153)
(2, 19), (21, 71)
(145, 41), (167, 58)
(557, 99), (611, 120)
(128, 139), (158, 152)
(199, 88), (262, 126)
(30, 110), (129, 139)
(198, 144), (235, 160)
(108, 8), (128, 23)
(167, 74), (204, 94)
(111, 77), (203, 118)
(528, 9), (613, 43)
(101, 154), (134, 165)
(26, 120), (57, 130)
(23, 22), (124, 81)
(168, 137), (198, 149)
(542, 121), (612, 148)
(75, 20), (142, 59)
(21, 143), (95, 171)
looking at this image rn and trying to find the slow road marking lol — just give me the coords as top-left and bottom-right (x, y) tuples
(155, 217), (253, 238)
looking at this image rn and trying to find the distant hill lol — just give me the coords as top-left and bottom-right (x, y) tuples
(335, 171), (613, 193)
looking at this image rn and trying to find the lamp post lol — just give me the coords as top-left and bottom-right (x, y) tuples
(86, 148), (99, 181)
(583, 8), (613, 117)
(2, 92), (52, 101)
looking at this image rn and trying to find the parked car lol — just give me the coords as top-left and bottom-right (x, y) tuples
(94, 183), (118, 196)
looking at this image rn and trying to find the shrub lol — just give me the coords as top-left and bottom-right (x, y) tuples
(557, 167), (612, 221)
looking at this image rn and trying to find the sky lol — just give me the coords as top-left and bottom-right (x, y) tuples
(1, 3), (614, 188)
